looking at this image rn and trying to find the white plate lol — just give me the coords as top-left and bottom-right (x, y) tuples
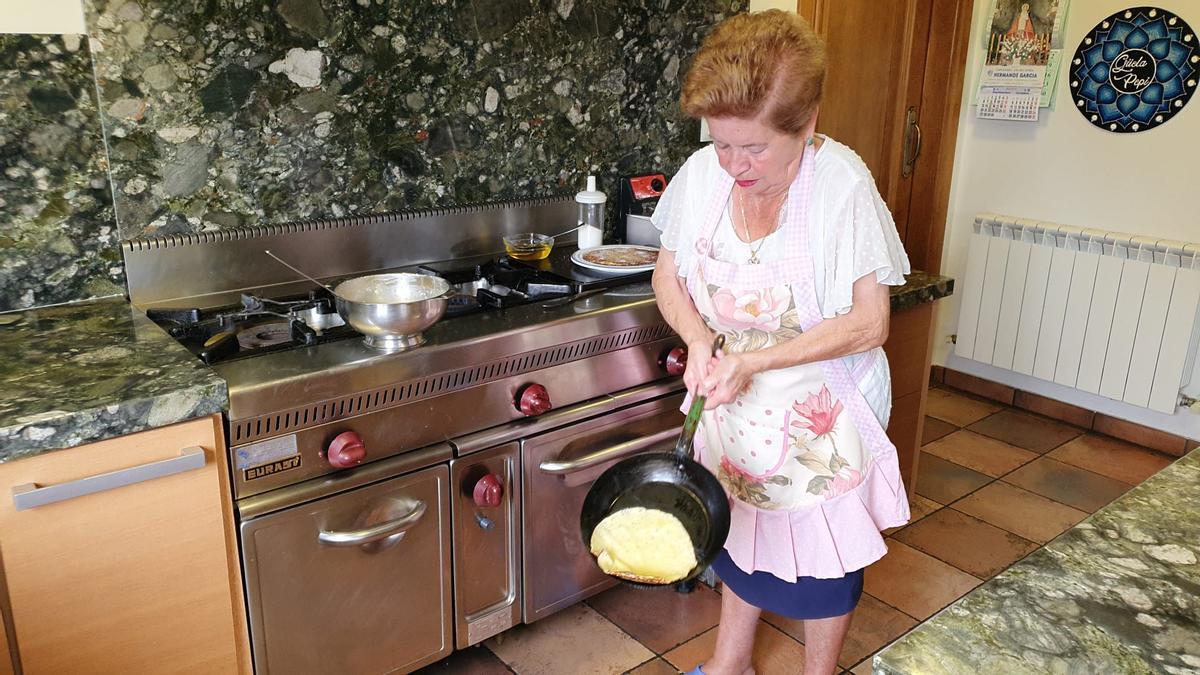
(570, 245), (660, 273)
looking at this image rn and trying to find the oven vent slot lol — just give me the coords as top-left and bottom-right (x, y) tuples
(230, 322), (677, 443)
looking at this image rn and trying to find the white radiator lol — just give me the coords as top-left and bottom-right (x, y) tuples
(955, 214), (1200, 414)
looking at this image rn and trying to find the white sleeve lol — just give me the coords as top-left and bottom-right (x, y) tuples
(650, 153), (699, 278)
(823, 175), (911, 317)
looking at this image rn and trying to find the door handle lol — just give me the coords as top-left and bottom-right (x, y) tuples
(537, 427), (679, 475)
(318, 499), (427, 546)
(12, 446), (207, 511)
(902, 106), (922, 178)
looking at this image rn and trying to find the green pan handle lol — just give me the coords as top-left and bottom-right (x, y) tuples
(675, 334), (725, 459)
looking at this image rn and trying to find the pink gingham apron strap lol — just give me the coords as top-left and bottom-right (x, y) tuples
(785, 146), (897, 457)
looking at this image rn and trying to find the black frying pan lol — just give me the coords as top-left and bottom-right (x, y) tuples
(580, 336), (730, 588)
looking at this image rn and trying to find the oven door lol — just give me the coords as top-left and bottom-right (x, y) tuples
(240, 462), (452, 675)
(521, 390), (686, 622)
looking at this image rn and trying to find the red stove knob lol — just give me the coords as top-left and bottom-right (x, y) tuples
(326, 431), (367, 468)
(473, 474), (503, 508)
(516, 383), (551, 417)
(661, 346), (688, 377)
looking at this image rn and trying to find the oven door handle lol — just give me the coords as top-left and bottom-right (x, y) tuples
(317, 499), (427, 546)
(537, 427), (679, 475)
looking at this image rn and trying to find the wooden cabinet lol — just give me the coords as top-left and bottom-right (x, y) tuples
(884, 301), (937, 491)
(799, 0), (973, 273)
(0, 415), (250, 674)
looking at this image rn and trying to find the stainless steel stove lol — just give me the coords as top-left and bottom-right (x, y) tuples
(123, 197), (688, 675)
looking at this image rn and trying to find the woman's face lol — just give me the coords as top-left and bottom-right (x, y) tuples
(706, 113), (808, 196)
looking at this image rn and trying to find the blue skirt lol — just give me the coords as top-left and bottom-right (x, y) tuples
(711, 549), (864, 620)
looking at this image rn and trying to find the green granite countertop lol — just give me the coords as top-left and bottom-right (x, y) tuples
(0, 298), (226, 463)
(875, 447), (1199, 674)
(891, 272), (953, 312)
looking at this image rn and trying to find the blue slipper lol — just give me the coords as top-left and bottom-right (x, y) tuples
(685, 667), (706, 675)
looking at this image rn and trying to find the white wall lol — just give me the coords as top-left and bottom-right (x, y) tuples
(0, 0), (84, 34)
(748, 0), (795, 12)
(937, 0), (1200, 438)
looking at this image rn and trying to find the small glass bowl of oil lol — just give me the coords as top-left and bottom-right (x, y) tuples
(503, 233), (554, 260)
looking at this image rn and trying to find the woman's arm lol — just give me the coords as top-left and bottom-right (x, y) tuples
(652, 249), (718, 395)
(701, 273), (890, 406)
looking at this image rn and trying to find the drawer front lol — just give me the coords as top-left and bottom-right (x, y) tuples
(0, 415), (241, 675)
(241, 464), (452, 675)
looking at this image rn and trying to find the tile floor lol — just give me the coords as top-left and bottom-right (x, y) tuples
(416, 384), (1178, 675)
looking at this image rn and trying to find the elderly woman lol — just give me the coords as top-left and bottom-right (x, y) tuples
(651, 11), (911, 675)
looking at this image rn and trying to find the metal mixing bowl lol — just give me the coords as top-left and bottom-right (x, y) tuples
(333, 273), (451, 352)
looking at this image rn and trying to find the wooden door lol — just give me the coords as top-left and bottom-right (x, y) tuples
(0, 415), (249, 674)
(799, 0), (972, 273)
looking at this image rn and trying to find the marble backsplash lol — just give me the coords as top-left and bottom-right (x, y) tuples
(0, 34), (125, 311)
(0, 0), (743, 312)
(87, 0), (744, 239)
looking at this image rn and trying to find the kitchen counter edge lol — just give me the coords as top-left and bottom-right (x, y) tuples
(0, 298), (227, 462)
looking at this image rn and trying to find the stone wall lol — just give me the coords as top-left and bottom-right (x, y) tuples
(0, 0), (742, 311)
(0, 35), (124, 310)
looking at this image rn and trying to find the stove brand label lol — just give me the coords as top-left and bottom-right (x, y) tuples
(244, 455), (302, 482)
(236, 434), (299, 470)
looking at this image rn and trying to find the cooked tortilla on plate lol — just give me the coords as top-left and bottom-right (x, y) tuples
(581, 246), (658, 268)
(589, 506), (697, 584)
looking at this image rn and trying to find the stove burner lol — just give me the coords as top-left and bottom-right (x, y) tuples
(146, 252), (652, 365)
(237, 322), (294, 349)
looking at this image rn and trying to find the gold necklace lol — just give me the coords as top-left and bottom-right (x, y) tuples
(736, 189), (785, 264)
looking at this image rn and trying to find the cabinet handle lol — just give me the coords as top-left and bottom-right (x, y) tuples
(12, 446), (207, 511)
(901, 106), (922, 178)
(538, 427), (679, 475)
(318, 499), (427, 546)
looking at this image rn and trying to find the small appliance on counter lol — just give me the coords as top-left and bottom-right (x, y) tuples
(615, 173), (667, 247)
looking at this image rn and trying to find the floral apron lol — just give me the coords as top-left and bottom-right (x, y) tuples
(683, 143), (910, 580)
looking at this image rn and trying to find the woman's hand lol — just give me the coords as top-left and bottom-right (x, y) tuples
(683, 338), (718, 397)
(701, 349), (759, 408)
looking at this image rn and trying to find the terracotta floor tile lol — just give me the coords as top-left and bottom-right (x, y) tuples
(893, 508), (1038, 579)
(924, 388), (1002, 427)
(913, 452), (992, 504)
(966, 409), (1084, 454)
(883, 493), (942, 536)
(863, 542), (982, 620)
(626, 658), (679, 675)
(1003, 456), (1134, 513)
(951, 481), (1088, 544)
(486, 603), (653, 675)
(664, 623), (805, 675)
(922, 429), (1039, 477)
(762, 594), (916, 670)
(1048, 433), (1174, 485)
(414, 644), (511, 674)
(921, 415), (958, 445)
(587, 581), (723, 653)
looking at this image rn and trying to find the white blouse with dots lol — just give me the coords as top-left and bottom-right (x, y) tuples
(651, 135), (912, 425)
